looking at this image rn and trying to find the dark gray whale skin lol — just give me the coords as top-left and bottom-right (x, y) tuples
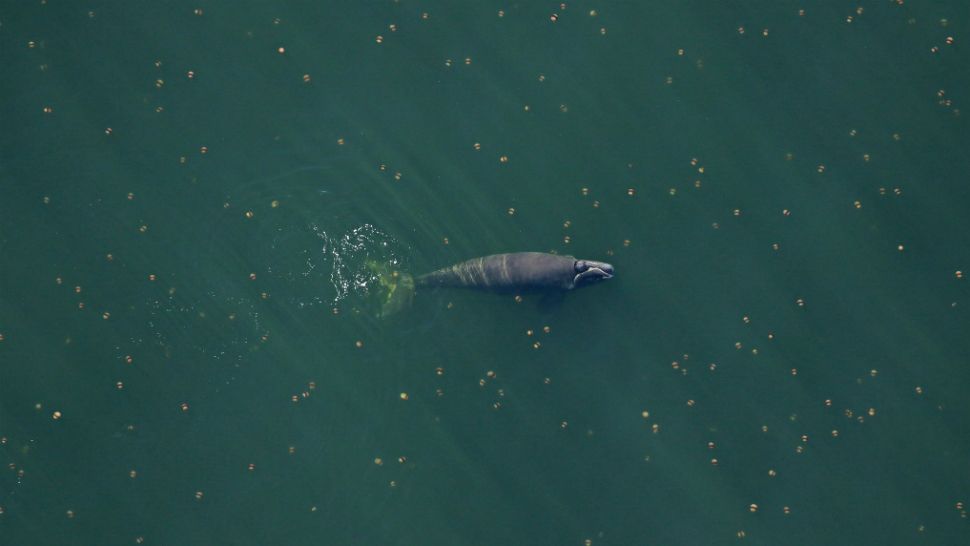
(416, 252), (614, 292)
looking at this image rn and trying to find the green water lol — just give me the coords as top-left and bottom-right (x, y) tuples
(2, 2), (969, 545)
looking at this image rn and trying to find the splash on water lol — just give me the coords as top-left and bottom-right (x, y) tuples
(310, 223), (409, 308)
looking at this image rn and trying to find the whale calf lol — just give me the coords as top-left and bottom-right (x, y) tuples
(416, 252), (614, 292)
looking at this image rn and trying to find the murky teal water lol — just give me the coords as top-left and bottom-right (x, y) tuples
(2, 2), (969, 545)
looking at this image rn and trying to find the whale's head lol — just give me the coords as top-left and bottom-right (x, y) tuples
(572, 259), (614, 288)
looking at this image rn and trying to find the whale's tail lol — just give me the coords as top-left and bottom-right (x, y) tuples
(365, 260), (415, 318)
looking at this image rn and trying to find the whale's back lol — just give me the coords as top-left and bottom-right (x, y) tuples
(417, 252), (577, 292)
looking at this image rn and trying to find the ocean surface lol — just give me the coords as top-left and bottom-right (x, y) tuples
(1, 2), (968, 545)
